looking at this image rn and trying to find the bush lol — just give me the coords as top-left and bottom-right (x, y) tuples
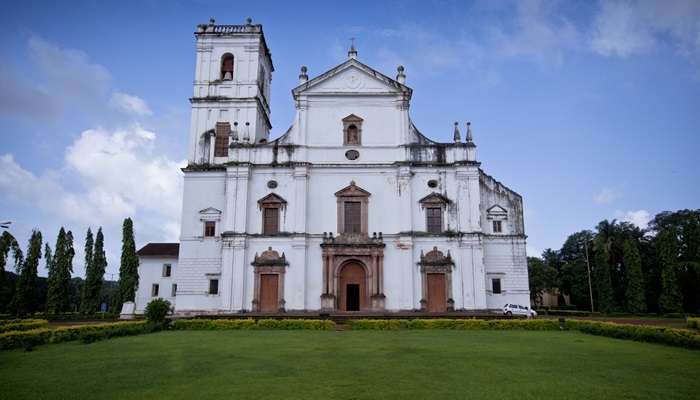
(346, 319), (560, 331)
(565, 319), (700, 350)
(0, 319), (49, 333)
(144, 298), (172, 323)
(0, 321), (158, 350)
(170, 318), (335, 331)
(688, 317), (700, 330)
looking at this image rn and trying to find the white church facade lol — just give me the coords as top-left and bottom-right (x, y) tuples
(135, 19), (530, 314)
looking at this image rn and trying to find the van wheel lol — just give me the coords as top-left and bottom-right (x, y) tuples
(506, 311), (512, 316)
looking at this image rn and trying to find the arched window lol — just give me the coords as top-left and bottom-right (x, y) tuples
(221, 53), (234, 81)
(342, 114), (363, 145)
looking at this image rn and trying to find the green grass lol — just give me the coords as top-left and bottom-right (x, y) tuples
(1, 330), (699, 399)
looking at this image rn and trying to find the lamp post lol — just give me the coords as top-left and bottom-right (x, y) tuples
(583, 238), (595, 313)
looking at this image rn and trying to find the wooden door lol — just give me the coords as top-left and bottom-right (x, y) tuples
(260, 274), (279, 312)
(427, 273), (447, 312)
(338, 262), (366, 311)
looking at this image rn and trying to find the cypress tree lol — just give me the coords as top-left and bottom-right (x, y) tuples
(13, 230), (42, 316)
(82, 228), (106, 313)
(594, 236), (615, 313)
(46, 229), (64, 314)
(117, 218), (139, 310)
(46, 228), (75, 314)
(623, 238), (646, 314)
(657, 228), (683, 313)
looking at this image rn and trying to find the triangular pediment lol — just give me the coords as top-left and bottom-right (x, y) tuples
(198, 207), (222, 215)
(419, 192), (451, 205)
(293, 59), (412, 97)
(258, 193), (287, 205)
(334, 181), (371, 197)
(486, 204), (508, 215)
(342, 114), (364, 122)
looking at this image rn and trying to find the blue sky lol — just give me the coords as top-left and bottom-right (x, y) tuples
(1, 0), (699, 278)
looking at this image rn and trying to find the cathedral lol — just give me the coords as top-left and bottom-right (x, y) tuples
(134, 19), (530, 315)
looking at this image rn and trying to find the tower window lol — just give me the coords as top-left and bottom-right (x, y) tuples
(171, 284), (177, 297)
(344, 201), (362, 233)
(162, 264), (172, 277)
(204, 221), (216, 237)
(151, 284), (159, 297)
(426, 207), (443, 233)
(209, 279), (219, 295)
(493, 220), (502, 233)
(221, 53), (234, 80)
(263, 207), (280, 235)
(492, 279), (502, 294)
(214, 122), (230, 157)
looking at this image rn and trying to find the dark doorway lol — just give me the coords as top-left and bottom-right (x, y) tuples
(346, 284), (360, 311)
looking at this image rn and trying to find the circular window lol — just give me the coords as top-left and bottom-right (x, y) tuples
(345, 150), (360, 160)
(267, 180), (278, 189)
(427, 179), (438, 188)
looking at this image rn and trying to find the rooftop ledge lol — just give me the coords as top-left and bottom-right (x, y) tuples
(196, 23), (263, 35)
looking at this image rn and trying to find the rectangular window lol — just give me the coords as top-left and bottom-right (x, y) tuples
(263, 207), (279, 235)
(162, 264), (171, 277)
(344, 201), (362, 233)
(209, 279), (219, 295)
(426, 207), (443, 233)
(151, 284), (159, 297)
(204, 221), (216, 237)
(214, 122), (230, 157)
(493, 220), (502, 233)
(492, 279), (502, 294)
(171, 284), (177, 297)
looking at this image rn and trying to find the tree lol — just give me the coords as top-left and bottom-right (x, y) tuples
(528, 256), (558, 306)
(13, 230), (42, 316)
(657, 228), (683, 313)
(82, 228), (106, 313)
(0, 231), (23, 312)
(46, 228), (75, 314)
(117, 218), (139, 311)
(622, 238), (646, 313)
(593, 234), (615, 313)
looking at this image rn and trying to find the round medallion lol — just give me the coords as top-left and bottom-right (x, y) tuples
(267, 180), (278, 189)
(345, 150), (360, 160)
(345, 73), (362, 89)
(427, 179), (438, 188)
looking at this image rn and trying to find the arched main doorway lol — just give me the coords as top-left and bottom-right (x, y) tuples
(338, 262), (367, 311)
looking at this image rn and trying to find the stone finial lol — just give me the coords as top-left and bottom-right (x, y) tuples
(350, 180), (356, 186)
(466, 121), (473, 142)
(348, 38), (358, 59)
(243, 122), (250, 142)
(396, 65), (406, 84)
(231, 122), (239, 141)
(299, 66), (308, 84)
(453, 121), (461, 142)
(246, 17), (253, 25)
(209, 18), (215, 25)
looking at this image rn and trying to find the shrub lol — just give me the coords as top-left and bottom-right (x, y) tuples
(144, 298), (172, 323)
(0, 319), (49, 333)
(346, 319), (559, 331)
(687, 317), (700, 330)
(565, 319), (700, 350)
(170, 318), (335, 331)
(0, 321), (157, 350)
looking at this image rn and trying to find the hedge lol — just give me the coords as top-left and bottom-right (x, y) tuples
(686, 318), (699, 330)
(0, 321), (160, 350)
(565, 319), (700, 350)
(535, 309), (601, 317)
(170, 319), (335, 330)
(347, 319), (560, 330)
(0, 319), (49, 333)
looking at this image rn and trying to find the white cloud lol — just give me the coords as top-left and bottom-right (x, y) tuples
(617, 209), (651, 228)
(590, 0), (700, 62)
(594, 188), (621, 204)
(110, 92), (152, 116)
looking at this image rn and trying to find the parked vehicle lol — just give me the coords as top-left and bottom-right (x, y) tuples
(503, 303), (537, 318)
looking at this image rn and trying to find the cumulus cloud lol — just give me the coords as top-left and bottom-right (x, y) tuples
(110, 92), (152, 116)
(594, 188), (621, 204)
(0, 125), (185, 240)
(617, 209), (652, 228)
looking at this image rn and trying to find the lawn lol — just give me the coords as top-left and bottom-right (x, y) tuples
(1, 330), (699, 399)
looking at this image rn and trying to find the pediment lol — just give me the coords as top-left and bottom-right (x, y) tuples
(342, 114), (364, 122)
(293, 59), (412, 97)
(486, 204), (508, 214)
(198, 207), (222, 215)
(419, 192), (451, 205)
(334, 180), (371, 197)
(258, 193), (287, 205)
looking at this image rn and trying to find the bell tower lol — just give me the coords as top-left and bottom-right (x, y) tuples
(188, 18), (274, 164)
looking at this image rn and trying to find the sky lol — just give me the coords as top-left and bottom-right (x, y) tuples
(1, 0), (699, 279)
